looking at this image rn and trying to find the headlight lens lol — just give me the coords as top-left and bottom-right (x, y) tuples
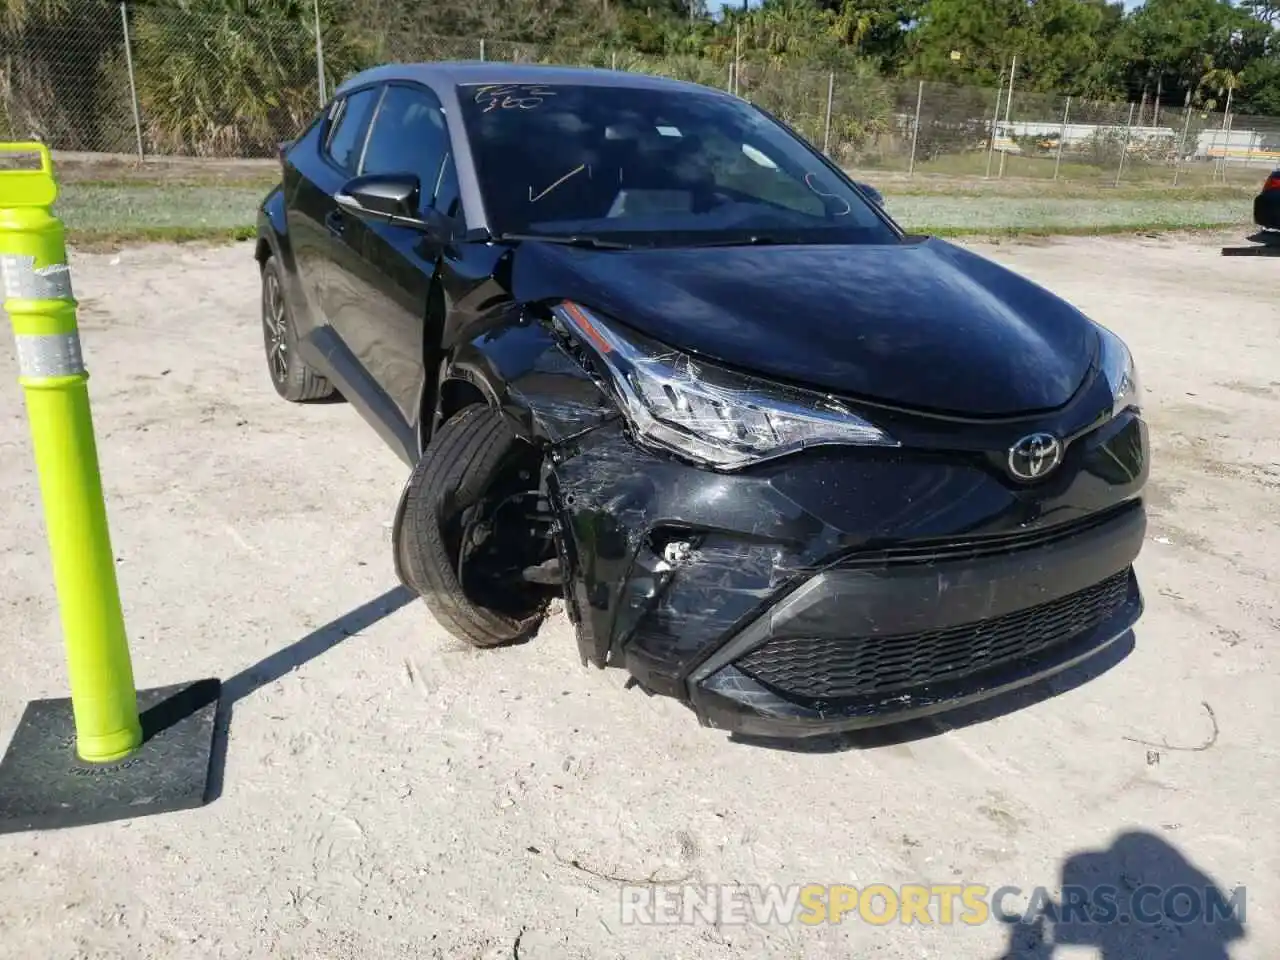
(551, 301), (898, 470)
(1097, 324), (1141, 418)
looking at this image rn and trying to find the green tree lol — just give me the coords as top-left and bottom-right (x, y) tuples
(907, 0), (1118, 92)
(1104, 0), (1266, 108)
(907, 0), (1027, 87)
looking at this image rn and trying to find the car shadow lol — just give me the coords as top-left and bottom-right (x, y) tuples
(727, 629), (1135, 754)
(1221, 230), (1280, 256)
(205, 585), (416, 802)
(309, 390), (349, 404)
(995, 830), (1246, 959)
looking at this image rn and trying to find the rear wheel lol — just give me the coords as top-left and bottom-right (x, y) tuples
(397, 404), (555, 648)
(261, 255), (335, 403)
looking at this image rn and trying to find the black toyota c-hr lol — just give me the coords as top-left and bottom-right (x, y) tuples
(254, 62), (1148, 739)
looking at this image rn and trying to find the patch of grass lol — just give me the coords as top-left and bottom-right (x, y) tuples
(882, 194), (1249, 232)
(919, 221), (1243, 240)
(870, 179), (1257, 202)
(50, 178), (1253, 247)
(55, 183), (267, 233)
(64, 176), (278, 190)
(894, 150), (1268, 189)
(66, 225), (256, 251)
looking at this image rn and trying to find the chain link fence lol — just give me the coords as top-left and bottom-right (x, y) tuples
(2, 3), (1277, 186)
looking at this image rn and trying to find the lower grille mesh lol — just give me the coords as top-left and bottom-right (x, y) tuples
(736, 569), (1132, 701)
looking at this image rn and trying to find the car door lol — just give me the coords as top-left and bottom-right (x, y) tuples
(284, 84), (381, 366)
(329, 82), (460, 456)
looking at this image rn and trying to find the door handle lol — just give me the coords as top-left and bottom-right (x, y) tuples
(325, 209), (345, 237)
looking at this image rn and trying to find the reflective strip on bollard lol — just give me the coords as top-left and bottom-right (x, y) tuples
(15, 331), (85, 378)
(0, 254), (74, 300)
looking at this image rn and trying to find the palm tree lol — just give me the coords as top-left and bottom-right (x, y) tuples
(1, 0), (70, 33)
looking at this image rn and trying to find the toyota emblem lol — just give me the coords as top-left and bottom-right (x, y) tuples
(1007, 433), (1063, 481)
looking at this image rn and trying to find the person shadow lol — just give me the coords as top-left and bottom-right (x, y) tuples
(997, 830), (1247, 959)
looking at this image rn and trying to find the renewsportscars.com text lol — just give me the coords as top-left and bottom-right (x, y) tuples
(619, 883), (1247, 927)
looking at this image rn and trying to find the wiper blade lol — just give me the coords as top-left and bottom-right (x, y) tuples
(491, 232), (632, 250)
(675, 235), (791, 248)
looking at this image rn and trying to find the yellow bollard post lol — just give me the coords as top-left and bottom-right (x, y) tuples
(0, 143), (220, 834)
(0, 142), (142, 763)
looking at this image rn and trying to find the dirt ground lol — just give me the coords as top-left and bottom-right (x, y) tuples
(0, 230), (1276, 959)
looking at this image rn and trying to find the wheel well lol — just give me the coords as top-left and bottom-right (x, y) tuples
(432, 377), (489, 434)
(254, 236), (271, 266)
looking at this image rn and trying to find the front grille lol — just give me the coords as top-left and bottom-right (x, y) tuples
(736, 569), (1132, 701)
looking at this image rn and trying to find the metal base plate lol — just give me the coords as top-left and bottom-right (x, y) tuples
(0, 679), (221, 835)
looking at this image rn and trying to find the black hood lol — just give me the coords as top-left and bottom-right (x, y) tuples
(512, 238), (1099, 418)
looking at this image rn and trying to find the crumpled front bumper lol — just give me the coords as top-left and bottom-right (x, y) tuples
(543, 410), (1148, 739)
(688, 560), (1142, 740)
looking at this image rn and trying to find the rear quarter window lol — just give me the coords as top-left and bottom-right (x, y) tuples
(324, 86), (381, 173)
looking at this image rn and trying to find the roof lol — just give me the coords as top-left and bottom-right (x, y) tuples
(334, 61), (727, 99)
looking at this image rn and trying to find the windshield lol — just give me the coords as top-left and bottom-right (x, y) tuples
(455, 81), (900, 247)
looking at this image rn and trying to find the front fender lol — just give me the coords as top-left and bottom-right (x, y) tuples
(444, 315), (616, 446)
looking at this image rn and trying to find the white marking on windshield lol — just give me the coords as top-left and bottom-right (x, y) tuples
(473, 84), (557, 113)
(530, 164), (588, 203)
(803, 172), (852, 216)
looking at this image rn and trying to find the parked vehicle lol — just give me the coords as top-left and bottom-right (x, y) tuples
(1255, 169), (1280, 230)
(255, 62), (1148, 739)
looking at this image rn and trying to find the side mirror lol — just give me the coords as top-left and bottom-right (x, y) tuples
(336, 172), (427, 228)
(854, 181), (885, 208)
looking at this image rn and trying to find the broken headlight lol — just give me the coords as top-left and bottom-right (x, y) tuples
(1097, 323), (1141, 418)
(551, 301), (898, 471)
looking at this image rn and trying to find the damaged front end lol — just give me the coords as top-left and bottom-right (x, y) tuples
(484, 299), (1147, 739)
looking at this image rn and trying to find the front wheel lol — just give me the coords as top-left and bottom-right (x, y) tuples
(261, 255), (335, 403)
(396, 404), (553, 648)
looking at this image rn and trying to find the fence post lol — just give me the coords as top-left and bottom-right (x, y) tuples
(737, 23), (747, 98)
(1115, 101), (1135, 186)
(1172, 99), (1192, 186)
(479, 38), (486, 62)
(119, 2), (144, 162)
(822, 71), (834, 156)
(907, 80), (924, 175)
(1216, 87), (1234, 183)
(611, 50), (617, 71)
(985, 72), (1005, 178)
(734, 23), (741, 97)
(1053, 95), (1070, 180)
(313, 0), (326, 107)
(998, 55), (1016, 179)
(1207, 123), (1221, 183)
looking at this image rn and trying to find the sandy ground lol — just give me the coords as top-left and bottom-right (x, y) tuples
(0, 231), (1277, 959)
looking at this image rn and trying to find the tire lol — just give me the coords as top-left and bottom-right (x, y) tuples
(261, 254), (335, 403)
(399, 404), (547, 647)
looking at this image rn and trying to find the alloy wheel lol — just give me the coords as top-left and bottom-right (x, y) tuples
(262, 269), (289, 384)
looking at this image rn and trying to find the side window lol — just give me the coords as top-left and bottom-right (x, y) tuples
(324, 87), (380, 173)
(360, 85), (449, 210)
